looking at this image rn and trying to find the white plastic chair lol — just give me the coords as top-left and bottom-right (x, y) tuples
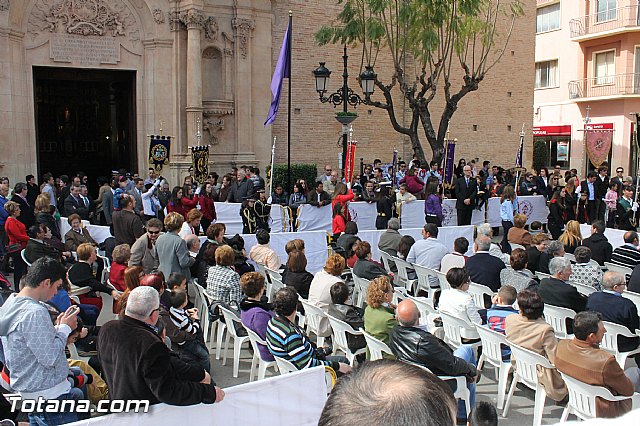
(360, 328), (394, 360)
(392, 287), (409, 305)
(604, 262), (633, 276)
(274, 356), (298, 375)
(20, 249), (31, 267)
(410, 362), (472, 419)
(510, 242), (526, 251)
(351, 274), (370, 308)
(392, 256), (417, 294)
(265, 267), (283, 284)
(503, 341), (557, 426)
(543, 304), (576, 339)
(267, 277), (285, 302)
(412, 264), (439, 300)
(219, 306), (251, 378)
(439, 311), (481, 352)
(475, 325), (512, 410)
(96, 253), (111, 284)
(569, 281), (597, 297)
(408, 295), (438, 321)
(559, 373), (640, 421)
(244, 326), (278, 381)
(379, 251), (395, 274)
(535, 271), (551, 280)
(564, 253), (576, 262)
(600, 321), (640, 369)
(434, 269), (451, 291)
(95, 282), (118, 327)
(468, 282), (494, 309)
(622, 290), (640, 313)
(298, 298), (327, 347)
(327, 315), (366, 366)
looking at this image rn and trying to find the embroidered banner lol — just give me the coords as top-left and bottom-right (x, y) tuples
(148, 136), (171, 173)
(191, 145), (209, 185)
(585, 128), (613, 167)
(443, 140), (456, 185)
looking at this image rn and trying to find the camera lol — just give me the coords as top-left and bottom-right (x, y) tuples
(316, 346), (333, 360)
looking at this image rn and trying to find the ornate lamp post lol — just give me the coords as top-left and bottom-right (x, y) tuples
(313, 46), (377, 173)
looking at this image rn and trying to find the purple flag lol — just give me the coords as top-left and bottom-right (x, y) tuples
(443, 141), (456, 184)
(264, 20), (291, 126)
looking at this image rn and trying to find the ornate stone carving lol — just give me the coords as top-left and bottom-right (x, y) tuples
(181, 8), (205, 30)
(202, 117), (225, 145)
(152, 8), (165, 25)
(232, 18), (254, 59)
(202, 47), (219, 60)
(222, 32), (234, 56)
(204, 16), (218, 41)
(28, 0), (138, 42)
(168, 10), (183, 32)
(0, 0), (9, 13)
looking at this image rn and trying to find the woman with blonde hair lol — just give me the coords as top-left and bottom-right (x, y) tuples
(564, 177), (578, 221)
(559, 220), (582, 254)
(34, 193), (61, 240)
(363, 276), (397, 357)
(308, 254), (346, 337)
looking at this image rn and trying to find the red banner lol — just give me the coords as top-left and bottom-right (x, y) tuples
(585, 124), (613, 167)
(344, 141), (357, 183)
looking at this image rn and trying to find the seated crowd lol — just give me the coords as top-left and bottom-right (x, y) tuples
(2, 167), (640, 426)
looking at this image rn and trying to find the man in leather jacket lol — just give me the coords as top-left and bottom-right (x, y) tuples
(389, 299), (478, 424)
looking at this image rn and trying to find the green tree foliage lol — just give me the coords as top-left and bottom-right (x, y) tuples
(267, 163), (318, 194)
(532, 140), (549, 172)
(316, 0), (524, 164)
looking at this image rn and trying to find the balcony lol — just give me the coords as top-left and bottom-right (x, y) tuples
(570, 5), (640, 40)
(568, 73), (640, 101)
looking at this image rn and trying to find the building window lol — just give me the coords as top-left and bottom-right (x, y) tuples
(597, 0), (617, 22)
(594, 50), (615, 85)
(535, 60), (558, 89)
(536, 3), (561, 33)
(533, 137), (570, 168)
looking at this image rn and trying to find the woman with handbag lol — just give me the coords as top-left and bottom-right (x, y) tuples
(4, 201), (29, 291)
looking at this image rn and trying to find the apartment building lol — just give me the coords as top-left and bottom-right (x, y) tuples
(534, 0), (640, 176)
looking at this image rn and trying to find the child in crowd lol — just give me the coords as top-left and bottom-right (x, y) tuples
(169, 289), (210, 372)
(576, 191), (590, 224)
(605, 181), (619, 228)
(486, 285), (518, 360)
(529, 221), (544, 235)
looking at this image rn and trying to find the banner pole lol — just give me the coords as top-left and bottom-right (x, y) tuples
(269, 136), (277, 198)
(287, 11), (293, 194)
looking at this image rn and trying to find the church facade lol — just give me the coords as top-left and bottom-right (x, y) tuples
(0, 0), (535, 187)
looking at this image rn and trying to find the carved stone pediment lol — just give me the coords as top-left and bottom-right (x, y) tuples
(27, 0), (139, 44)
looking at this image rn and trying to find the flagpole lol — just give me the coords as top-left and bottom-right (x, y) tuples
(287, 11), (293, 194)
(515, 123), (525, 194)
(269, 136), (277, 197)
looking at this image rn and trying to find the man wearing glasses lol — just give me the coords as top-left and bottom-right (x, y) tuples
(395, 161), (407, 185)
(98, 286), (224, 405)
(612, 167), (625, 197)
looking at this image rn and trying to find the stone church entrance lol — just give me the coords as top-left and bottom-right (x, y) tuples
(33, 67), (136, 192)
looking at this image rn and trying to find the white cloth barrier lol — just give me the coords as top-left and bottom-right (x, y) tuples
(486, 195), (549, 227)
(296, 202), (379, 232)
(360, 225), (475, 261)
(579, 224), (626, 249)
(60, 220), (112, 245)
(400, 199), (485, 228)
(199, 230), (329, 274)
(67, 366), (328, 426)
(213, 202), (243, 234)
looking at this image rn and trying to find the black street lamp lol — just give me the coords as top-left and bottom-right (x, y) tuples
(313, 46), (377, 174)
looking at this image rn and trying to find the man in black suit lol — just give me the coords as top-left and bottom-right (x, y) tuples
(11, 182), (35, 229)
(465, 235), (505, 292)
(307, 181), (331, 207)
(581, 220), (612, 266)
(454, 165), (477, 226)
(586, 271), (639, 352)
(24, 224), (70, 265)
(25, 174), (39, 207)
(594, 166), (609, 221)
(63, 184), (89, 220)
(539, 257), (587, 314)
(580, 171), (598, 224)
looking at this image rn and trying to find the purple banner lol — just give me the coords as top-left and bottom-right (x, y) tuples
(443, 141), (456, 185)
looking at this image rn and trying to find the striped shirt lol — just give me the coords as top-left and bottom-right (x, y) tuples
(169, 306), (200, 344)
(610, 244), (640, 270)
(266, 315), (338, 371)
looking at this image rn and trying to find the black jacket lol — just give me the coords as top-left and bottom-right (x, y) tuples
(226, 178), (254, 203)
(328, 303), (365, 351)
(595, 175), (609, 199)
(353, 258), (390, 281)
(307, 190), (331, 207)
(586, 292), (639, 352)
(35, 212), (61, 240)
(283, 270), (314, 299)
(538, 277), (587, 314)
(628, 264), (640, 293)
(63, 194), (89, 220)
(97, 315), (217, 405)
(11, 194), (34, 229)
(389, 325), (476, 379)
(67, 261), (115, 296)
(526, 246), (542, 273)
(454, 176), (477, 210)
(581, 232), (613, 266)
(466, 252), (505, 292)
(24, 239), (62, 264)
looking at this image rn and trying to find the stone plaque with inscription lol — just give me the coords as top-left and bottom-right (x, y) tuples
(50, 35), (120, 65)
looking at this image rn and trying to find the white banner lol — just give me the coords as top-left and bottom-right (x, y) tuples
(579, 224), (625, 249)
(349, 202), (378, 231)
(213, 202), (243, 235)
(359, 225), (475, 261)
(486, 195), (549, 228)
(296, 204), (332, 232)
(67, 367), (328, 426)
(400, 199), (485, 229)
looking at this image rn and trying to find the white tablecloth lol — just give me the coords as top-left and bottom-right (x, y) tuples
(400, 199), (486, 229)
(486, 195), (549, 227)
(579, 224), (625, 249)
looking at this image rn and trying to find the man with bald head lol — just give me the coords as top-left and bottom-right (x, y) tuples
(389, 300), (478, 424)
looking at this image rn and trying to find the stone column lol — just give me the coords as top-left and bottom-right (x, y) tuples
(183, 8), (204, 150)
